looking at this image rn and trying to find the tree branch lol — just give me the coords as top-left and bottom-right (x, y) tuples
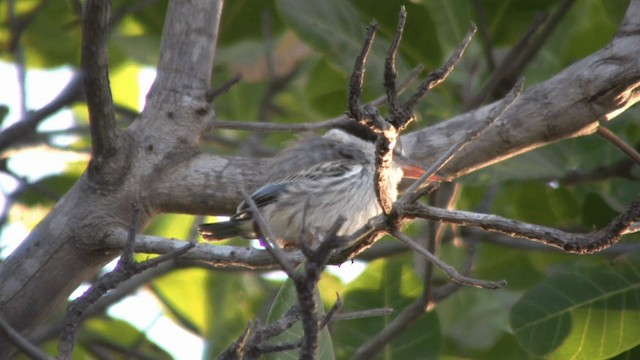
(403, 197), (640, 254)
(81, 0), (120, 179)
(0, 315), (52, 360)
(56, 204), (193, 359)
(0, 73), (84, 153)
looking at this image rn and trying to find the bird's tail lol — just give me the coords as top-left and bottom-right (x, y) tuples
(198, 219), (253, 241)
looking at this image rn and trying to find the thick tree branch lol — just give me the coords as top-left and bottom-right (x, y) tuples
(156, 1), (640, 215)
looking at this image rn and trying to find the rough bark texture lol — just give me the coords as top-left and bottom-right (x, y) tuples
(0, 0), (639, 358)
(0, 0), (225, 356)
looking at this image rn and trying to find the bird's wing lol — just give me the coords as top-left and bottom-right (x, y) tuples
(235, 182), (290, 216)
(282, 160), (364, 182)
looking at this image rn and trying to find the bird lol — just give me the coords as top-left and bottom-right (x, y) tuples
(198, 128), (438, 248)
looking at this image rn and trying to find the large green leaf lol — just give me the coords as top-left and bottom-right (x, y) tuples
(332, 256), (441, 359)
(218, 0), (284, 45)
(82, 316), (171, 359)
(511, 255), (640, 359)
(19, 1), (82, 68)
(151, 268), (211, 335)
(422, 0), (473, 54)
(351, 0), (442, 68)
(205, 271), (269, 357)
(439, 288), (520, 353)
(275, 0), (401, 95)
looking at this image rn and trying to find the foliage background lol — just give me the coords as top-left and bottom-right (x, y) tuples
(0, 0), (638, 358)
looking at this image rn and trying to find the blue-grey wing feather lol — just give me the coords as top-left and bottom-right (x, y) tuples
(236, 182), (290, 215)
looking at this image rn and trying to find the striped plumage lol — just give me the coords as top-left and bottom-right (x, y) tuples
(198, 129), (405, 247)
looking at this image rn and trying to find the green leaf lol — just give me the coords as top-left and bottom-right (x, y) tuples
(276, 0), (366, 72)
(351, 0), (442, 67)
(422, 0), (473, 54)
(474, 244), (545, 290)
(81, 316), (172, 359)
(205, 271), (269, 357)
(332, 256), (441, 359)
(511, 255), (640, 359)
(276, 0), (398, 95)
(21, 1), (82, 68)
(305, 59), (348, 116)
(581, 192), (619, 228)
(440, 288), (520, 353)
(265, 275), (335, 360)
(151, 268), (211, 335)
(218, 0), (284, 44)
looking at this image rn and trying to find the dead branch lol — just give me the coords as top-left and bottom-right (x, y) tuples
(403, 197), (640, 254)
(56, 204), (193, 360)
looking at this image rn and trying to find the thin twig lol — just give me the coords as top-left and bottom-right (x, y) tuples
(319, 295), (343, 329)
(205, 75), (242, 103)
(348, 23), (378, 121)
(404, 24), (477, 111)
(472, 0), (496, 71)
(384, 7), (406, 124)
(392, 229), (506, 289)
(0, 314), (52, 360)
(211, 64), (424, 133)
(0, 73), (84, 152)
(239, 189), (297, 277)
(469, 0), (575, 108)
(597, 125), (640, 165)
(332, 308), (394, 322)
(401, 77), (524, 202)
(30, 261), (179, 345)
(353, 294), (428, 360)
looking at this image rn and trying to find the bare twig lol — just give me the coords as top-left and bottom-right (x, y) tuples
(30, 261), (179, 345)
(597, 125), (640, 165)
(332, 307), (394, 322)
(469, 0), (575, 108)
(384, 7), (407, 125)
(404, 24), (477, 112)
(211, 64), (424, 133)
(403, 196), (640, 254)
(391, 229), (506, 289)
(206, 75), (242, 103)
(0, 73), (84, 152)
(401, 77), (524, 201)
(352, 295), (427, 360)
(56, 203), (193, 360)
(348, 23), (378, 121)
(472, 0), (496, 71)
(319, 295), (343, 329)
(295, 222), (345, 360)
(219, 306), (304, 359)
(0, 314), (52, 360)
(239, 189), (297, 277)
